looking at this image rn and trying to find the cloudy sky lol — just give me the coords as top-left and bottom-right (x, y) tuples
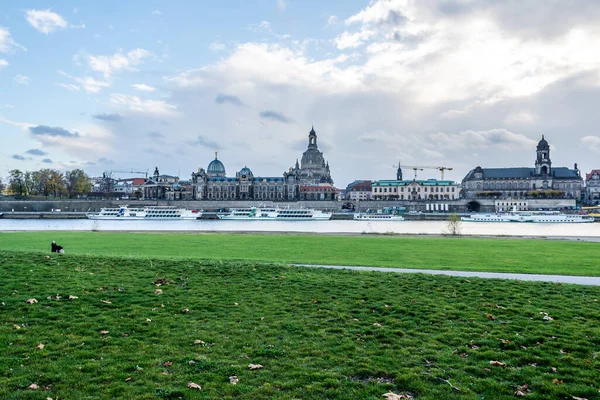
(2, 0), (600, 187)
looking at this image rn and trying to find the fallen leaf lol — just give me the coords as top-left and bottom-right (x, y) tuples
(68, 295), (78, 300)
(229, 375), (239, 385)
(194, 340), (206, 345)
(489, 361), (507, 367)
(182, 308), (190, 313)
(260, 317), (265, 320)
(248, 363), (264, 370)
(101, 300), (111, 304)
(552, 379), (563, 385)
(13, 325), (21, 330)
(234, 302), (239, 306)
(121, 333), (129, 337)
(26, 298), (38, 304)
(499, 339), (510, 344)
(163, 361), (173, 367)
(28, 383), (39, 390)
(487, 313), (495, 321)
(515, 390), (526, 397)
(187, 381), (202, 390)
(560, 349), (567, 354)
(572, 397), (589, 400)
(100, 330), (109, 335)
(550, 367), (557, 373)
(36, 343), (45, 350)
(146, 318), (152, 322)
(125, 377), (131, 382)
(374, 323), (383, 327)
(188, 360), (196, 365)
(155, 289), (163, 295)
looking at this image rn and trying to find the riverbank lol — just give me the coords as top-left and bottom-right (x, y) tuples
(1, 232), (599, 276)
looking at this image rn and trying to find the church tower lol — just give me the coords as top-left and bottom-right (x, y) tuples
(396, 162), (403, 180)
(298, 126), (333, 184)
(535, 135), (552, 175)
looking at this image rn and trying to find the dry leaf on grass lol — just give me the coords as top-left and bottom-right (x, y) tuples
(487, 313), (495, 321)
(187, 382), (202, 390)
(146, 318), (152, 322)
(125, 377), (131, 382)
(155, 289), (163, 295)
(489, 361), (507, 367)
(194, 340), (205, 345)
(229, 375), (239, 385)
(248, 363), (264, 370)
(550, 367), (557, 373)
(373, 323), (383, 327)
(27, 383), (39, 390)
(13, 325), (21, 330)
(36, 343), (45, 350)
(382, 393), (413, 400)
(68, 295), (78, 300)
(99, 330), (109, 335)
(101, 300), (111, 304)
(572, 397), (589, 400)
(552, 379), (564, 385)
(26, 298), (38, 304)
(515, 390), (526, 397)
(163, 361), (173, 367)
(182, 308), (190, 313)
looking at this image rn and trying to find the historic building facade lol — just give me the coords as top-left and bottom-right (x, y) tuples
(191, 126), (335, 201)
(371, 179), (459, 201)
(462, 136), (583, 199)
(586, 170), (600, 204)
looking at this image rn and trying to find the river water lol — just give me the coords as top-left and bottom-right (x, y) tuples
(1, 219), (599, 239)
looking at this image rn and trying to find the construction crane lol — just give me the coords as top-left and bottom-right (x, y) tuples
(394, 165), (454, 180)
(109, 169), (149, 179)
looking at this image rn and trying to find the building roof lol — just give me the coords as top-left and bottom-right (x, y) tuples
(346, 180), (372, 191)
(586, 170), (600, 180)
(373, 179), (457, 187)
(464, 167), (580, 180)
(207, 156), (226, 175)
(132, 178), (146, 185)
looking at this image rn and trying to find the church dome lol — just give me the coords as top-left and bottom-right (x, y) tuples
(207, 155), (226, 176)
(537, 135), (549, 150)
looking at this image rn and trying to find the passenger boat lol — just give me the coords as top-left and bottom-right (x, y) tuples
(462, 209), (594, 223)
(218, 206), (332, 220)
(87, 205), (201, 220)
(353, 213), (404, 221)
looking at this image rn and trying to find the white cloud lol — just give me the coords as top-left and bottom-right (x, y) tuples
(131, 83), (156, 92)
(110, 94), (177, 116)
(0, 27), (26, 53)
(55, 83), (80, 91)
(26, 9), (68, 34)
(58, 70), (110, 93)
(581, 136), (600, 153)
(36, 124), (114, 157)
(13, 74), (30, 85)
(209, 41), (225, 52)
(0, 59), (7, 68)
(87, 48), (152, 78)
(277, 0), (287, 11)
(327, 15), (338, 26)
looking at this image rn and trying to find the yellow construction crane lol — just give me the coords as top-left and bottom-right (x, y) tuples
(395, 165), (454, 180)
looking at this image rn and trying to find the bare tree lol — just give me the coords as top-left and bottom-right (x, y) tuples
(445, 213), (462, 236)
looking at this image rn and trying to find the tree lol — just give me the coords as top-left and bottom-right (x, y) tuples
(0, 176), (4, 194)
(8, 169), (27, 196)
(48, 169), (67, 198)
(445, 213), (462, 236)
(65, 169), (92, 198)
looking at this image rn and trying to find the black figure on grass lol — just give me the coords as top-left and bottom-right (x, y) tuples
(51, 240), (64, 253)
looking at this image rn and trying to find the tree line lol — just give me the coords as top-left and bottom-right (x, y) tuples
(1, 169), (92, 198)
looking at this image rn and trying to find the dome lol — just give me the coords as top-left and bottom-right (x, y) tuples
(239, 166), (252, 177)
(207, 155), (226, 176)
(537, 135), (549, 150)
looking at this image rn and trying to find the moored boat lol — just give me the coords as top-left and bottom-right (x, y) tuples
(87, 205), (201, 220)
(353, 213), (404, 221)
(462, 209), (594, 223)
(218, 206), (331, 220)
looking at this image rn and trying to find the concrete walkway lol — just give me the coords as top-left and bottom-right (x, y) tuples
(291, 264), (600, 286)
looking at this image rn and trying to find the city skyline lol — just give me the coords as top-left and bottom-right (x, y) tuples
(2, 1), (600, 187)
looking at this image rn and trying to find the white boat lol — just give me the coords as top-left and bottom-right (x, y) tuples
(353, 213), (404, 221)
(462, 209), (594, 223)
(218, 206), (331, 220)
(87, 205), (202, 220)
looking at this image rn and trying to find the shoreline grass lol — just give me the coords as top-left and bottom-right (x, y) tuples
(1, 251), (599, 399)
(1, 231), (600, 276)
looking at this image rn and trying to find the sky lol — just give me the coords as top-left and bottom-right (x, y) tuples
(2, 0), (600, 188)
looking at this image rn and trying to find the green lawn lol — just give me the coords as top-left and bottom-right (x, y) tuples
(1, 251), (599, 399)
(0, 231), (599, 276)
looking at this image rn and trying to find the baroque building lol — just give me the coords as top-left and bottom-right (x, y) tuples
(585, 170), (600, 204)
(191, 126), (336, 201)
(462, 136), (583, 199)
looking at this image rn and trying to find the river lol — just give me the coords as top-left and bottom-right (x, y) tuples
(1, 219), (599, 240)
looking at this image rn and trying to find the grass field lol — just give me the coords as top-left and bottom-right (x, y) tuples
(0, 231), (599, 276)
(1, 250), (599, 399)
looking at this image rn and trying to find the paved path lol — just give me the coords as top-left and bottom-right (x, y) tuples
(292, 264), (600, 286)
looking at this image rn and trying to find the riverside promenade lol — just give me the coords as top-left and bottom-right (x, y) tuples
(294, 264), (600, 286)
